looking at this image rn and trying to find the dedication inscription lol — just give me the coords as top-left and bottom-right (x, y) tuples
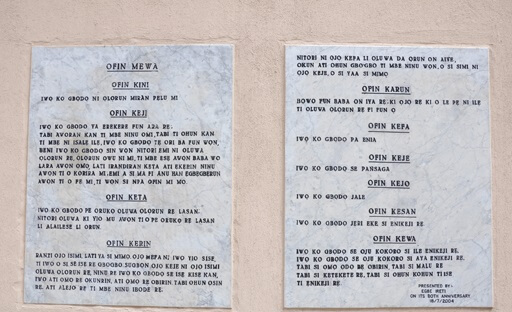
(285, 46), (491, 308)
(25, 46), (232, 307)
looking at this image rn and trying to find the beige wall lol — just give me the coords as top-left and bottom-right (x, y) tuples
(1, 0), (511, 311)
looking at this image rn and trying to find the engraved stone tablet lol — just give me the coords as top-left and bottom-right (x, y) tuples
(25, 45), (232, 307)
(285, 46), (491, 308)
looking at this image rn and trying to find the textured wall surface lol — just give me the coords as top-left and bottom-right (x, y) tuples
(1, 0), (511, 311)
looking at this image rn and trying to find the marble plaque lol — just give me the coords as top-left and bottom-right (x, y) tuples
(25, 46), (232, 307)
(285, 46), (491, 308)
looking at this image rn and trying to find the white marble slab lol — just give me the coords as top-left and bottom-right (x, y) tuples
(285, 45), (491, 308)
(25, 45), (232, 307)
